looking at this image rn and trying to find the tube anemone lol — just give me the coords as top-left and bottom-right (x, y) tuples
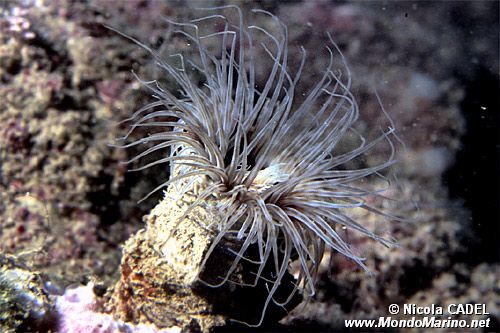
(113, 5), (399, 326)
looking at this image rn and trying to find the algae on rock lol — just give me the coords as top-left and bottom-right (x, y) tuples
(110, 176), (229, 331)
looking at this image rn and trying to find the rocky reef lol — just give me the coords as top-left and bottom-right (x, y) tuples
(0, 1), (498, 332)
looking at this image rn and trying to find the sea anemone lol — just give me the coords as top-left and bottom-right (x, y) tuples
(113, 5), (399, 326)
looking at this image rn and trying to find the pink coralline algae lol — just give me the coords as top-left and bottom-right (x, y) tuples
(55, 283), (180, 333)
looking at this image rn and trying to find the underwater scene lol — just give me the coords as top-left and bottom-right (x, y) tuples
(0, 1), (498, 332)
